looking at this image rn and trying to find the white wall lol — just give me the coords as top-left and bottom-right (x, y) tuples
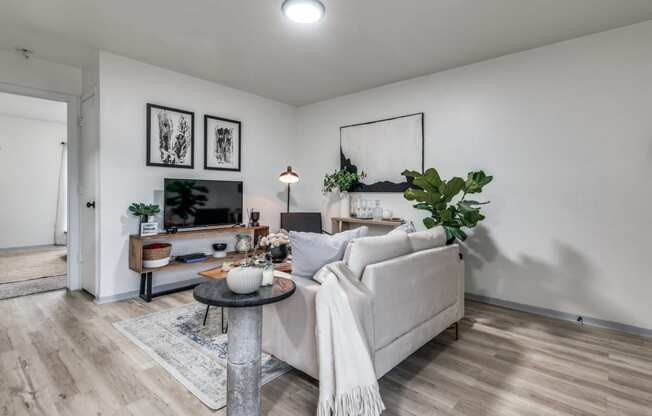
(0, 49), (82, 96)
(295, 21), (652, 330)
(98, 52), (297, 299)
(0, 102), (67, 248)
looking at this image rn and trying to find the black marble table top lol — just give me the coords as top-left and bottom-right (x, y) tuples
(193, 277), (296, 308)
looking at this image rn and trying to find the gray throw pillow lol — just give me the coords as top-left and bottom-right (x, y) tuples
(290, 227), (368, 278)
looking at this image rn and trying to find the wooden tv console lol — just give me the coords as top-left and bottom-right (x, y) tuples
(128, 225), (269, 302)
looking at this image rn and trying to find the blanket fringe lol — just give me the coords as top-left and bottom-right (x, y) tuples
(318, 385), (386, 416)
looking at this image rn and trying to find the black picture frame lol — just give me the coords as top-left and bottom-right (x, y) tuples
(203, 114), (242, 172)
(146, 103), (195, 169)
(340, 112), (424, 192)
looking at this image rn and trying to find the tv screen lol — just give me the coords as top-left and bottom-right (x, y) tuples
(164, 179), (243, 230)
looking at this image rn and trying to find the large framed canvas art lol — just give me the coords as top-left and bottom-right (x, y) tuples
(204, 115), (241, 171)
(340, 113), (424, 192)
(146, 103), (195, 169)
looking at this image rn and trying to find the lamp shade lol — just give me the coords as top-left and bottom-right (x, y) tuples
(279, 166), (299, 184)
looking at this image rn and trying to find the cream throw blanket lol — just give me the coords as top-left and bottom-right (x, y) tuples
(313, 261), (385, 416)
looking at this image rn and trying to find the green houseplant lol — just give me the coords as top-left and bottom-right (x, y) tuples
(322, 169), (367, 194)
(402, 168), (493, 244)
(323, 168), (367, 218)
(128, 203), (161, 226)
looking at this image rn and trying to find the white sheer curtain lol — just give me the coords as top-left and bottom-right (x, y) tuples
(54, 142), (67, 246)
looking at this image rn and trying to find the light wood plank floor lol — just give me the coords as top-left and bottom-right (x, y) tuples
(1, 289), (651, 416)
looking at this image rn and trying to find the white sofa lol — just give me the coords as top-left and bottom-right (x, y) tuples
(262, 228), (464, 380)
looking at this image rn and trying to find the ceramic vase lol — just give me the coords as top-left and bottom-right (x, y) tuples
(340, 192), (350, 218)
(227, 266), (263, 294)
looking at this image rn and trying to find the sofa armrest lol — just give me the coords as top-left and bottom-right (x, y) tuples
(361, 244), (464, 350)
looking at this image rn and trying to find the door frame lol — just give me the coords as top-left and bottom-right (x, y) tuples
(0, 81), (82, 290)
(80, 88), (101, 297)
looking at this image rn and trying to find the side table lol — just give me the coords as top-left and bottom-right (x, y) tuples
(193, 277), (295, 416)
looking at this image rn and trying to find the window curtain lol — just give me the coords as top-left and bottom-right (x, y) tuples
(54, 142), (67, 246)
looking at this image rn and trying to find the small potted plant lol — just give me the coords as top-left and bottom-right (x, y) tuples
(322, 169), (367, 217)
(128, 203), (161, 229)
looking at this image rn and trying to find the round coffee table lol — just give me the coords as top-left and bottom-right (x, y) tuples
(193, 277), (296, 416)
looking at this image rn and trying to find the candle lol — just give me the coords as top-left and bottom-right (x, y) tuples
(262, 265), (274, 286)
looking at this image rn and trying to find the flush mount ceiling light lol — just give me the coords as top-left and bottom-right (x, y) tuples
(282, 0), (325, 24)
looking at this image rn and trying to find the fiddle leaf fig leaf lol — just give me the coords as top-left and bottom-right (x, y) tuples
(401, 169), (422, 178)
(443, 177), (465, 201)
(423, 216), (437, 229)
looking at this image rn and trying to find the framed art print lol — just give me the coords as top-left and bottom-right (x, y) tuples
(340, 113), (424, 192)
(146, 103), (195, 169)
(204, 115), (241, 171)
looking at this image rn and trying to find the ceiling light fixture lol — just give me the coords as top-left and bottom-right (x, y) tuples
(281, 0), (325, 24)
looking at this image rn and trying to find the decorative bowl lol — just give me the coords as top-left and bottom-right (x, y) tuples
(226, 266), (263, 294)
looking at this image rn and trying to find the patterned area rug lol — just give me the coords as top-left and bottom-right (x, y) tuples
(114, 302), (291, 410)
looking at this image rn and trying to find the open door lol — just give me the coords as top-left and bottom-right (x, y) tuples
(80, 93), (98, 296)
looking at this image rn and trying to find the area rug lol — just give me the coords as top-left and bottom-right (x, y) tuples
(0, 246), (67, 283)
(114, 302), (291, 410)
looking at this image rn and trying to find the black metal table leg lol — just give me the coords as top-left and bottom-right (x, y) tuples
(221, 307), (228, 334)
(139, 272), (153, 302)
(203, 305), (210, 326)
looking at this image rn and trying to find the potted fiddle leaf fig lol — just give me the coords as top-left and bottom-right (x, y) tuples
(401, 168), (493, 244)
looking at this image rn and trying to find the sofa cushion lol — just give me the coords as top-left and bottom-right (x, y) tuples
(345, 230), (412, 279)
(408, 226), (446, 252)
(389, 221), (416, 234)
(290, 227), (368, 278)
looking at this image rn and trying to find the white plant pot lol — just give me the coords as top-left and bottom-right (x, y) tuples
(340, 192), (350, 218)
(227, 266), (263, 294)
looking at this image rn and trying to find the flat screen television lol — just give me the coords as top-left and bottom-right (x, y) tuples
(164, 178), (243, 230)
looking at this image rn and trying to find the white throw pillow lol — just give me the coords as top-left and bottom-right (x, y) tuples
(345, 230), (412, 279)
(408, 226), (447, 252)
(290, 227), (368, 278)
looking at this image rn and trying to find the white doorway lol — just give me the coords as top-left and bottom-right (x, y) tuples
(0, 91), (68, 298)
(0, 81), (82, 294)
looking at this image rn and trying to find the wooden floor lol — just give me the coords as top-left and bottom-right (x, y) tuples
(1, 290), (651, 416)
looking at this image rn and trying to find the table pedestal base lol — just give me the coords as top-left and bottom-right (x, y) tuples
(227, 306), (262, 416)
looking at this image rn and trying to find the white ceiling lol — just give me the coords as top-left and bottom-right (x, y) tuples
(2, 0), (652, 106)
(0, 92), (67, 123)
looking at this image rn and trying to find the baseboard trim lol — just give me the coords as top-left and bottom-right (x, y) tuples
(96, 278), (205, 304)
(465, 293), (652, 339)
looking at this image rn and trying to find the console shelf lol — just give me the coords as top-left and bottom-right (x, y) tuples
(128, 225), (269, 302)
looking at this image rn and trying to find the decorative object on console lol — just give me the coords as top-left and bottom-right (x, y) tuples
(212, 243), (228, 258)
(382, 208), (393, 220)
(402, 168), (493, 243)
(248, 209), (260, 227)
(372, 200), (383, 220)
(341, 113), (423, 192)
(279, 166), (299, 212)
(176, 253), (209, 263)
(259, 231), (290, 263)
(146, 103), (194, 169)
(142, 243), (171, 268)
(140, 222), (158, 237)
(204, 115), (241, 171)
(322, 168), (367, 218)
(235, 234), (253, 253)
(226, 264), (263, 294)
(128, 202), (161, 233)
